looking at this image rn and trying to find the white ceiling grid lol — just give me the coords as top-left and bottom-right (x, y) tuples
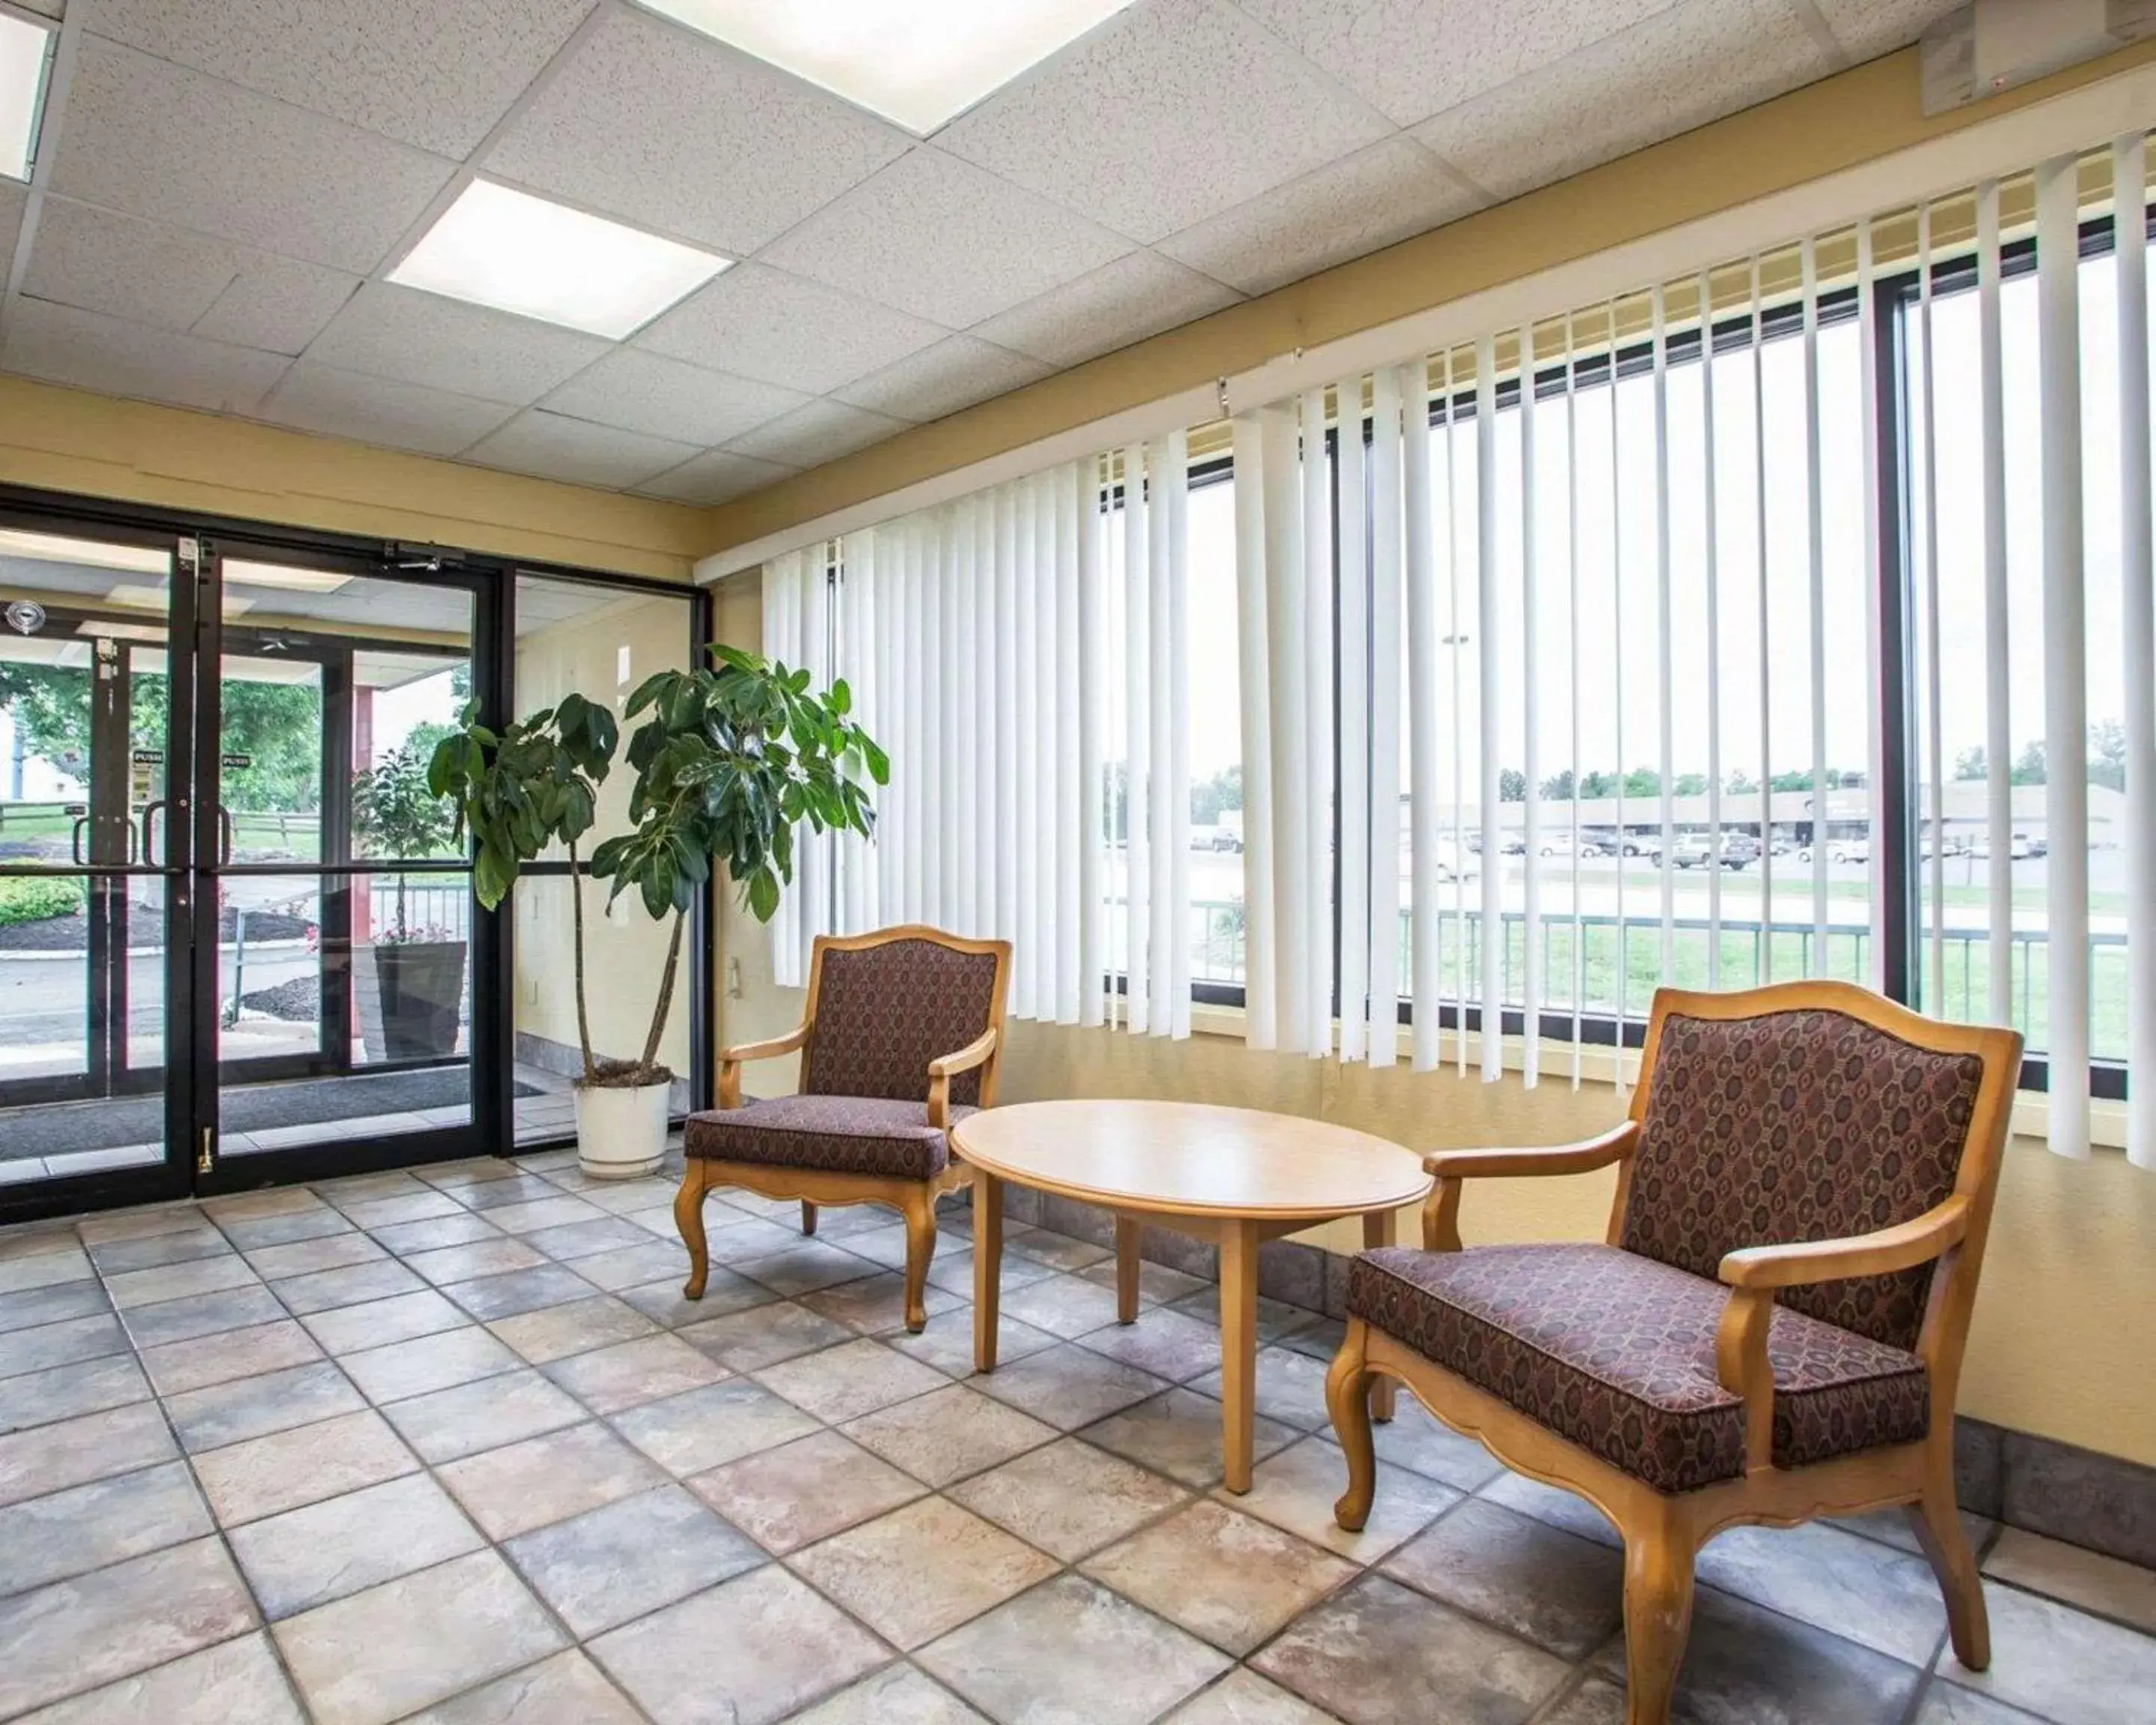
(0, 0), (1964, 507)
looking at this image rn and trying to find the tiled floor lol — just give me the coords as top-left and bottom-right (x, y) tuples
(1, 1149), (2151, 1724)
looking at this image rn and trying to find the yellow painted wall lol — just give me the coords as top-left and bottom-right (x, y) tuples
(701, 37), (2156, 555)
(0, 376), (705, 582)
(512, 588), (698, 1075)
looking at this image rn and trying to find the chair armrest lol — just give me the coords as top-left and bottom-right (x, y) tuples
(1717, 1194), (1972, 1289)
(1421, 1122), (1639, 1251)
(926, 1028), (998, 1130)
(1713, 1193), (1973, 1470)
(717, 1022), (811, 1109)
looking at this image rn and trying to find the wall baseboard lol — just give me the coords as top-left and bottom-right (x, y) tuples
(995, 1185), (2156, 1572)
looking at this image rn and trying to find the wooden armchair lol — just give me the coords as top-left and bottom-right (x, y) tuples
(674, 925), (1011, 1333)
(1324, 982), (2022, 1725)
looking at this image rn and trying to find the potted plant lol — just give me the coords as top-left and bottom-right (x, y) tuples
(430, 657), (882, 1177)
(352, 737), (464, 1060)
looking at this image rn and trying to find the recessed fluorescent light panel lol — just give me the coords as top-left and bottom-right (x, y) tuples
(389, 180), (728, 338)
(639, 0), (1140, 134)
(222, 560), (353, 594)
(0, 10), (52, 182)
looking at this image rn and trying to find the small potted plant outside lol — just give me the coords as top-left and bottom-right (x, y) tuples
(351, 737), (464, 1060)
(431, 654), (883, 1178)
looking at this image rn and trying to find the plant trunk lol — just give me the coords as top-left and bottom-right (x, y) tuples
(639, 907), (686, 1080)
(568, 839), (597, 1085)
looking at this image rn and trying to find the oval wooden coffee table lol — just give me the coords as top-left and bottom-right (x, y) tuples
(952, 1099), (1432, 1493)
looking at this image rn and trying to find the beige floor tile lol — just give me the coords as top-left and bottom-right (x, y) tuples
(949, 1436), (1189, 1561)
(755, 1336), (950, 1423)
(565, 1240), (694, 1292)
(401, 1238), (547, 1286)
(122, 1285), (287, 1348)
(368, 1214), (502, 1256)
(400, 1649), (645, 1724)
(543, 1332), (727, 1414)
(800, 1270), (965, 1335)
(0, 1352), (150, 1434)
(735, 1240), (886, 1297)
(193, 1408), (418, 1525)
(1085, 1499), (1356, 1655)
(1082, 1387), (1303, 1489)
(137, 1320), (323, 1396)
(681, 1299), (856, 1370)
(1162, 1669), (1341, 1724)
(272, 1260), (427, 1316)
(0, 1460), (213, 1597)
(382, 1369), (586, 1464)
(998, 1273), (1128, 1339)
(784, 1664), (992, 1723)
(884, 1312), (1060, 1379)
(0, 1282), (111, 1338)
(162, 1360), (363, 1452)
(1074, 1309), (1228, 1382)
(919, 1573), (1231, 1725)
(487, 1294), (657, 1365)
(1691, 1518), (1950, 1664)
(0, 1537), (258, 1718)
(438, 1420), (664, 1540)
(841, 1382), (1060, 1487)
(591, 1563), (886, 1725)
(301, 1289), (469, 1354)
(104, 1253), (260, 1310)
(0, 1313), (130, 1381)
(972, 1342), (1170, 1430)
(793, 1496), (1059, 1649)
(1911, 1682), (2053, 1724)
(1984, 1527), (2156, 1635)
(241, 1232), (386, 1280)
(504, 1483), (764, 1635)
(1254, 1572), (1571, 1725)
(484, 1196), (609, 1235)
(1228, 1435), (1458, 1563)
(0, 1247), (91, 1296)
(273, 1549), (565, 1725)
(612, 1378), (822, 1476)
(689, 1428), (925, 1554)
(7, 1631), (304, 1724)
(1187, 1345), (1333, 1432)
(1942, 1576), (2156, 1725)
(228, 1473), (484, 1619)
(0, 1400), (174, 1508)
(340, 1326), (520, 1405)
(1380, 1498), (1623, 1658)
(1364, 1399), (1505, 1491)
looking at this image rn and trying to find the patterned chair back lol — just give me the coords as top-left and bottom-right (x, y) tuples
(1620, 1006), (1988, 1350)
(801, 934), (1006, 1107)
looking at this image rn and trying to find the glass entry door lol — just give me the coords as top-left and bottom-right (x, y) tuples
(192, 540), (488, 1193)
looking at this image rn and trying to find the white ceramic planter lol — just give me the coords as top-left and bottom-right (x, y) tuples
(573, 1079), (670, 1179)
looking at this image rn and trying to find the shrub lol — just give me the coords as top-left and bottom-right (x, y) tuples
(0, 875), (85, 925)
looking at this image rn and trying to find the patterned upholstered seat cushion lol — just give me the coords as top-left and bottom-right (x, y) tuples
(1348, 1244), (1931, 1495)
(804, 939), (1001, 1107)
(1622, 1008), (1985, 1348)
(683, 1095), (976, 1181)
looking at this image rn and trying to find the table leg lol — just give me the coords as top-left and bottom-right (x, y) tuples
(973, 1173), (1004, 1374)
(1362, 1209), (1397, 1422)
(1114, 1214), (1141, 1324)
(1219, 1219), (1259, 1493)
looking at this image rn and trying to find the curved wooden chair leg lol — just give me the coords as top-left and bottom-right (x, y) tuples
(1906, 1458), (1991, 1670)
(800, 1200), (818, 1237)
(674, 1166), (710, 1300)
(1621, 1503), (1696, 1725)
(1326, 1319), (1377, 1532)
(900, 1187), (939, 1333)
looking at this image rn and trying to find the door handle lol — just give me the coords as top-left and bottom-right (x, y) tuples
(141, 800), (168, 868)
(70, 815), (90, 868)
(218, 806), (234, 866)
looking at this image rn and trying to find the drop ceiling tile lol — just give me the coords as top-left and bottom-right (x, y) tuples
(17, 0), (60, 16)
(760, 147), (1132, 329)
(484, 5), (909, 258)
(254, 362), (518, 457)
(1411, 0), (1835, 204)
(76, 0), (597, 157)
(635, 449), (799, 507)
(50, 36), (454, 274)
(835, 335), (1050, 424)
(540, 347), (808, 447)
(725, 398), (909, 469)
(464, 410), (701, 490)
(1810, 0), (1964, 60)
(971, 249), (1240, 370)
(0, 183), (24, 265)
(302, 282), (610, 407)
(0, 297), (289, 416)
(1160, 136), (1482, 297)
(21, 201), (234, 330)
(1228, 0), (1679, 128)
(938, 0), (1389, 244)
(633, 262), (948, 397)
(192, 255), (359, 356)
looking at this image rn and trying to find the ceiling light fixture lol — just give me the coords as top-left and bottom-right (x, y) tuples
(637, 0), (1139, 135)
(0, 529), (168, 576)
(222, 560), (353, 594)
(105, 583), (254, 619)
(389, 180), (729, 338)
(0, 10), (52, 183)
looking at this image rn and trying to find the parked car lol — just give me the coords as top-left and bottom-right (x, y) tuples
(1669, 836), (1717, 869)
(1717, 833), (1761, 867)
(1798, 839), (1870, 865)
(1205, 827), (1243, 853)
(1970, 834), (2030, 861)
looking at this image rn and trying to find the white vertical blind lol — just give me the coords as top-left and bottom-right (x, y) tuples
(1857, 218), (1888, 992)
(1519, 323), (1542, 1087)
(1337, 385), (1371, 1065)
(1402, 364), (1442, 1071)
(1121, 447), (1151, 1034)
(1077, 457), (1108, 1030)
(1232, 417), (1278, 1050)
(1261, 407), (1310, 1053)
(1367, 371), (1405, 1066)
(2038, 154), (2092, 1160)
(1476, 335), (1502, 1081)
(1300, 390), (1336, 1056)
(2118, 136), (2156, 1170)
(1977, 183), (2014, 1045)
